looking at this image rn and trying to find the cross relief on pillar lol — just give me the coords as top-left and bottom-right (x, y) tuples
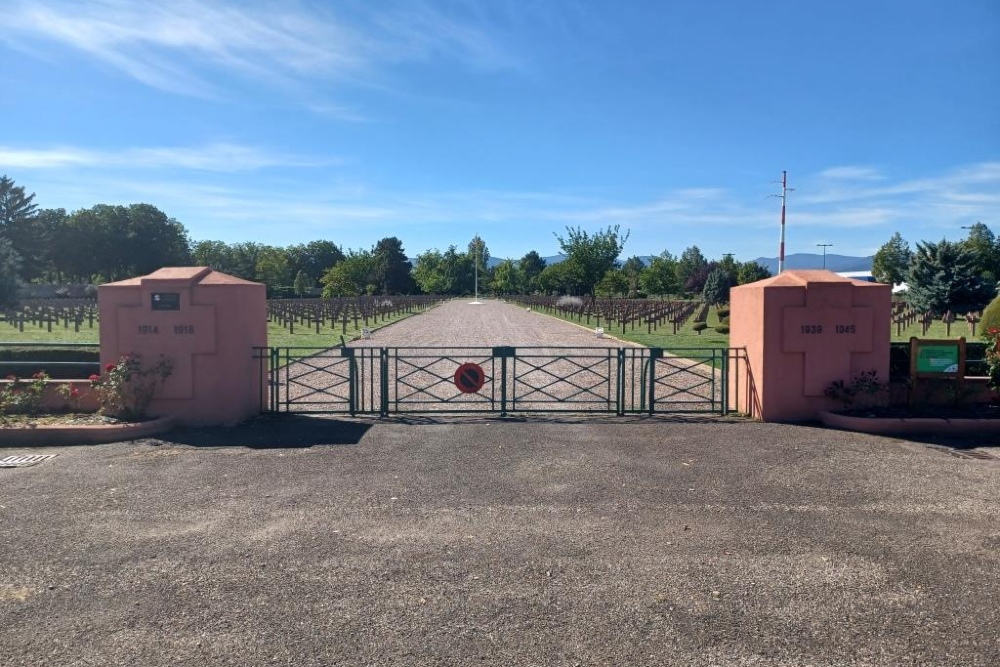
(116, 293), (217, 400)
(781, 286), (874, 396)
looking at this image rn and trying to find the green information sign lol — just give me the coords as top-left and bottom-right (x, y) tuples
(915, 344), (960, 373)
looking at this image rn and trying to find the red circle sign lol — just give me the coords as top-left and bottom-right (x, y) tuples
(454, 362), (486, 393)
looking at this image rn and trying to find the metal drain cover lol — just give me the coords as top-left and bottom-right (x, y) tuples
(0, 454), (58, 468)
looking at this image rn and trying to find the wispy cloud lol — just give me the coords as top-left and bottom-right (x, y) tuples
(2, 0), (522, 100)
(798, 162), (1000, 221)
(0, 143), (331, 171)
(817, 166), (885, 181)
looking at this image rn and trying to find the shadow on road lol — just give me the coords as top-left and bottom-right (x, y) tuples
(159, 414), (372, 449)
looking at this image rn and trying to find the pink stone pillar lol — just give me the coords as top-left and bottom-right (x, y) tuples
(99, 267), (266, 426)
(729, 270), (891, 421)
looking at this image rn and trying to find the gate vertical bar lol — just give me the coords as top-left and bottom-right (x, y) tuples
(380, 347), (389, 417)
(647, 348), (662, 415)
(708, 347), (718, 412)
(270, 347), (279, 413)
(721, 348), (729, 416)
(344, 348), (357, 416)
(647, 356), (656, 415)
(616, 348), (625, 415)
(500, 354), (508, 417)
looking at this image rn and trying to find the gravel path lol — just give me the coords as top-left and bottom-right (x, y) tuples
(276, 300), (723, 414)
(1, 419), (997, 665)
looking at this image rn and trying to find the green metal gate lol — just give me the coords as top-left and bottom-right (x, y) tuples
(255, 346), (748, 416)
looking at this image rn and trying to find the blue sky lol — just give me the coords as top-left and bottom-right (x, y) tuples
(2, 0), (998, 263)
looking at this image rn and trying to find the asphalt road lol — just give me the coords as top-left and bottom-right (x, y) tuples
(1, 416), (998, 666)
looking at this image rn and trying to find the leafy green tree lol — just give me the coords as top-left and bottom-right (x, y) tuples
(293, 270), (312, 297)
(118, 203), (191, 277)
(640, 251), (680, 295)
(685, 260), (715, 294)
(536, 260), (586, 295)
(49, 204), (190, 282)
(490, 259), (522, 296)
(0, 175), (43, 281)
(702, 267), (734, 305)
(736, 261), (772, 285)
(0, 175), (36, 230)
(321, 249), (377, 297)
(412, 246), (475, 295)
(373, 237), (415, 294)
(228, 242), (265, 281)
(553, 225), (629, 297)
(442, 246), (474, 295)
(621, 256), (646, 297)
(287, 240), (344, 288)
(871, 232), (912, 286)
(467, 235), (491, 294)
(905, 239), (995, 315)
(0, 237), (22, 307)
(675, 246), (708, 294)
(596, 268), (629, 297)
(48, 209), (97, 282)
(255, 246), (291, 295)
(468, 235), (490, 268)
(518, 250), (546, 293)
(35, 208), (68, 281)
(961, 222), (1000, 285)
(717, 254), (739, 288)
(412, 249), (447, 294)
(191, 240), (237, 273)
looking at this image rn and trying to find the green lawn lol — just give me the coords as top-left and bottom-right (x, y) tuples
(266, 309), (417, 349)
(0, 310), (419, 349)
(0, 321), (99, 344)
(529, 304), (730, 350)
(0, 302), (986, 350)
(530, 303), (989, 352)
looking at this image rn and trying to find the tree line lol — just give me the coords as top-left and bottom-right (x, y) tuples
(0, 175), (773, 305)
(871, 225), (1000, 315)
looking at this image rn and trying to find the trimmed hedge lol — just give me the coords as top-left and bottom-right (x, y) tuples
(0, 347), (100, 380)
(982, 295), (1000, 333)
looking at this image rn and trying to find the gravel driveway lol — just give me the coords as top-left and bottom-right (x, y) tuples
(1, 417), (998, 666)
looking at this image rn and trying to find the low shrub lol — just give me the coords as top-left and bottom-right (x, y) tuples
(981, 295), (1000, 332)
(824, 369), (887, 410)
(715, 325), (730, 334)
(90, 354), (173, 422)
(0, 371), (49, 416)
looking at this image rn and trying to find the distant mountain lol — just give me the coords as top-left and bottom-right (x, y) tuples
(433, 252), (872, 274)
(542, 254), (657, 267)
(751, 253), (872, 275)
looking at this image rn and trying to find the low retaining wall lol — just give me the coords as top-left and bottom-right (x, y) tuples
(0, 379), (101, 413)
(0, 416), (176, 446)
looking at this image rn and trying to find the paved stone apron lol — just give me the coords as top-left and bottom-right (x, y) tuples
(274, 300), (723, 414)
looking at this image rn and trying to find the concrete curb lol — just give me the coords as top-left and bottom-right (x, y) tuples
(819, 410), (1000, 436)
(0, 416), (176, 447)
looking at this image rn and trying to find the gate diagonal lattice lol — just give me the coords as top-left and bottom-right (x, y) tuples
(255, 346), (749, 416)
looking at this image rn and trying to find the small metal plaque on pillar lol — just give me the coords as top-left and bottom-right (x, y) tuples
(151, 292), (181, 311)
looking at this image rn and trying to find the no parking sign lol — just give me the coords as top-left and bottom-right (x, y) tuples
(454, 362), (486, 393)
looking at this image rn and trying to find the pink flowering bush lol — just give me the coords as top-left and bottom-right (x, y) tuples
(0, 371), (50, 417)
(90, 354), (173, 421)
(984, 327), (1000, 392)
